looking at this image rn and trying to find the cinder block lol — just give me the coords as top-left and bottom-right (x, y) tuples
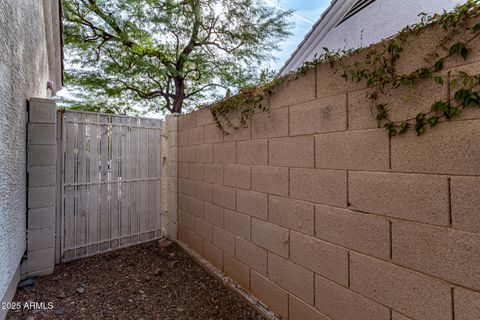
(455, 287), (480, 320)
(195, 144), (213, 163)
(393, 220), (480, 291)
(251, 219), (289, 258)
(315, 275), (390, 320)
(269, 196), (314, 235)
(269, 136), (314, 168)
(251, 166), (289, 196)
(315, 205), (390, 259)
(28, 228), (55, 251)
(237, 139), (268, 165)
(392, 312), (413, 320)
(187, 229), (204, 255)
(167, 160), (177, 178)
(347, 89), (379, 130)
(391, 120), (480, 175)
(316, 63), (347, 98)
(224, 209), (251, 240)
(178, 193), (189, 211)
(203, 241), (223, 271)
(235, 237), (267, 275)
(28, 207), (55, 230)
(236, 190), (268, 220)
(224, 165), (250, 189)
(195, 181), (212, 202)
(188, 162), (204, 180)
(188, 196), (204, 218)
(196, 108), (214, 126)
(213, 142), (237, 164)
(195, 217), (213, 243)
(178, 209), (195, 231)
(290, 168), (347, 207)
(29, 98), (56, 124)
(350, 253), (452, 320)
(204, 164), (223, 185)
(178, 112), (196, 131)
(178, 178), (195, 196)
(251, 270), (289, 319)
(167, 146), (178, 162)
(178, 226), (189, 243)
(178, 146), (195, 162)
(28, 187), (55, 209)
(349, 171), (449, 225)
(204, 202), (223, 227)
(451, 176), (480, 233)
(178, 129), (189, 146)
(223, 254), (250, 291)
(315, 129), (389, 171)
(289, 295), (331, 320)
(290, 94), (347, 136)
(28, 166), (55, 187)
(270, 70), (316, 109)
(212, 226), (235, 255)
(290, 231), (348, 286)
(28, 145), (56, 166)
(28, 124), (56, 145)
(204, 124), (224, 144)
(223, 121), (251, 142)
(166, 114), (178, 133)
(212, 185), (236, 210)
(251, 107), (289, 139)
(26, 247), (55, 274)
(268, 253), (314, 305)
(188, 126), (204, 145)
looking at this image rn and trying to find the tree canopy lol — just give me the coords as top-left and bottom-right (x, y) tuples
(62, 0), (292, 114)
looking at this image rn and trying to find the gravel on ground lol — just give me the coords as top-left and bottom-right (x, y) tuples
(7, 241), (265, 320)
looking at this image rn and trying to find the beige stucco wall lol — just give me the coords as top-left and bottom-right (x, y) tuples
(0, 0), (62, 314)
(175, 19), (480, 320)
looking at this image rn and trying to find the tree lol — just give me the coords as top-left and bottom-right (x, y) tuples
(62, 0), (292, 114)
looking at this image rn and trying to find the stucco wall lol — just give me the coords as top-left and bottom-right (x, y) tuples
(175, 18), (480, 320)
(0, 0), (60, 307)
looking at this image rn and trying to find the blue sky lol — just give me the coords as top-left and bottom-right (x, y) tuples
(263, 0), (331, 71)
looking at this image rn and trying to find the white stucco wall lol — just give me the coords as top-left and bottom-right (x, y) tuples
(0, 0), (53, 304)
(282, 0), (466, 74)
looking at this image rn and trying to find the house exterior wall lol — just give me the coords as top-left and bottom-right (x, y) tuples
(175, 18), (480, 320)
(0, 0), (62, 316)
(281, 0), (465, 74)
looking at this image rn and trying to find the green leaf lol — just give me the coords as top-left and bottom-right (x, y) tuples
(473, 22), (480, 33)
(449, 42), (466, 56)
(427, 116), (439, 127)
(433, 60), (444, 72)
(434, 76), (444, 85)
(399, 122), (409, 134)
(461, 46), (470, 61)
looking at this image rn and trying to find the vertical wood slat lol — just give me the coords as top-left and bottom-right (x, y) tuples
(59, 110), (164, 262)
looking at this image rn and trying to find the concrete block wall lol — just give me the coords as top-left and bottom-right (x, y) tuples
(174, 20), (480, 320)
(23, 98), (57, 277)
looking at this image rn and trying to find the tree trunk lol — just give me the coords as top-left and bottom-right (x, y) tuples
(172, 78), (185, 113)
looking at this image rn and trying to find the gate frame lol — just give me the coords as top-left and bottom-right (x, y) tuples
(55, 109), (168, 263)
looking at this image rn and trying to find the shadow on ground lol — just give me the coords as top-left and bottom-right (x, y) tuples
(7, 241), (264, 320)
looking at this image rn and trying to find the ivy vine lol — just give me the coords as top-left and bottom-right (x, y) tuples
(206, 0), (480, 136)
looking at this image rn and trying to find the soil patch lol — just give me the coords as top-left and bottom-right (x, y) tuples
(7, 241), (265, 320)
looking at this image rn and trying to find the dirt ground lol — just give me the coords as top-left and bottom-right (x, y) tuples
(7, 241), (265, 320)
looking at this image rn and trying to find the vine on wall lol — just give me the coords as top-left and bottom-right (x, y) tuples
(206, 0), (480, 136)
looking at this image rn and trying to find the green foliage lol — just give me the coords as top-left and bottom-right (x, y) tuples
(63, 0), (292, 114)
(191, 0), (480, 135)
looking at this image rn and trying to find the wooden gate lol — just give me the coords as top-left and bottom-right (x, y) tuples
(57, 110), (164, 262)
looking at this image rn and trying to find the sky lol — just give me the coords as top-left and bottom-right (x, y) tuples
(262, 0), (331, 71)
